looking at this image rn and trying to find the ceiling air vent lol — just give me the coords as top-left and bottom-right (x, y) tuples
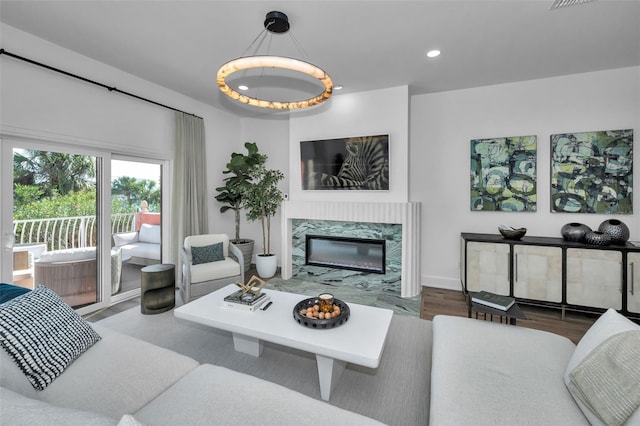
(550, 0), (596, 9)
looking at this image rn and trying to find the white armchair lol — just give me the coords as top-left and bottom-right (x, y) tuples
(180, 234), (245, 303)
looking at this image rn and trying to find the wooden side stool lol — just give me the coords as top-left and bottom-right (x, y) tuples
(141, 263), (175, 315)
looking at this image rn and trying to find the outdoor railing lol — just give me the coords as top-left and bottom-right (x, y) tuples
(13, 213), (136, 252)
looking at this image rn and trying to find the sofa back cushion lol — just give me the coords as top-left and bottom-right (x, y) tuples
(138, 224), (161, 244)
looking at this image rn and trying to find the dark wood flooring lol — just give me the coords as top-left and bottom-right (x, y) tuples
(421, 286), (598, 344)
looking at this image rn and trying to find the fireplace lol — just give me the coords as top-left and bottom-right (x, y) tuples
(282, 201), (421, 297)
(305, 234), (386, 274)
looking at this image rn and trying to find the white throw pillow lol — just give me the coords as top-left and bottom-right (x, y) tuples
(113, 231), (139, 247)
(564, 308), (640, 425)
(138, 224), (161, 244)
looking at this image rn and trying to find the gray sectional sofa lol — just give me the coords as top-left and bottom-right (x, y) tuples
(3, 282), (640, 426)
(0, 286), (382, 425)
(430, 310), (640, 426)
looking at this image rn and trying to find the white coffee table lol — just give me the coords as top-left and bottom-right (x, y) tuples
(174, 284), (393, 401)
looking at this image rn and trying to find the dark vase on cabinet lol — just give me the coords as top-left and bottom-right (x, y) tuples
(598, 219), (630, 245)
(561, 223), (591, 242)
(584, 231), (612, 246)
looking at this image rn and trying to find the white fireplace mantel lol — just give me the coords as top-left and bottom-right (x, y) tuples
(281, 200), (421, 297)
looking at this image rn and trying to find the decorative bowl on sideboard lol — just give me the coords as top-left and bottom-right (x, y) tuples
(498, 227), (527, 240)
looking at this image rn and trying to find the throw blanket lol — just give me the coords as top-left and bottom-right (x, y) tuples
(568, 330), (640, 426)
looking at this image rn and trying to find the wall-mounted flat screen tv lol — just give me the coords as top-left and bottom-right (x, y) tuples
(300, 134), (389, 190)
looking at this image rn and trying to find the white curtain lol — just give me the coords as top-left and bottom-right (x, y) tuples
(172, 112), (209, 281)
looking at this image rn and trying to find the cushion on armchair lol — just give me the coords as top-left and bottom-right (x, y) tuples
(191, 242), (224, 265)
(189, 258), (241, 284)
(184, 234), (230, 262)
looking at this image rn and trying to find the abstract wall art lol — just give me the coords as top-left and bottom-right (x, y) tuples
(470, 135), (537, 212)
(300, 134), (389, 190)
(551, 129), (634, 214)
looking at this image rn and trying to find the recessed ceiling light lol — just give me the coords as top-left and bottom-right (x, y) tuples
(426, 50), (441, 58)
(238, 85), (249, 91)
(334, 85), (343, 91)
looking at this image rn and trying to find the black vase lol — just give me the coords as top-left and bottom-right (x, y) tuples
(598, 219), (629, 245)
(584, 231), (612, 246)
(561, 223), (592, 242)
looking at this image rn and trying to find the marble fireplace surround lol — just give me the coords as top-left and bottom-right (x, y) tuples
(281, 201), (421, 297)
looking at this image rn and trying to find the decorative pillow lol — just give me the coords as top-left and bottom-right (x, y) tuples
(138, 224), (161, 244)
(113, 231), (139, 247)
(191, 242), (224, 265)
(0, 284), (30, 304)
(564, 308), (640, 425)
(567, 330), (640, 425)
(0, 285), (101, 391)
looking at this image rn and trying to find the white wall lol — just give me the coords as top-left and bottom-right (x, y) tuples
(411, 67), (640, 289)
(0, 24), (241, 276)
(289, 85), (409, 202)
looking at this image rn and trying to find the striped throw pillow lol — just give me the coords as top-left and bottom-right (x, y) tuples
(0, 285), (101, 390)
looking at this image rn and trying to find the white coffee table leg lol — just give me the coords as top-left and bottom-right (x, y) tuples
(316, 354), (347, 401)
(232, 333), (263, 357)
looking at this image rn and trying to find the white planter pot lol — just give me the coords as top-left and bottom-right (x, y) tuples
(256, 254), (277, 278)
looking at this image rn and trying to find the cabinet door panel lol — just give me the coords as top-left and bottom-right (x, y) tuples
(566, 248), (622, 309)
(466, 242), (510, 295)
(514, 245), (562, 302)
(626, 253), (640, 314)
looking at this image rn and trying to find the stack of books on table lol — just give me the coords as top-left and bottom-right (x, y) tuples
(223, 290), (270, 312)
(471, 290), (515, 311)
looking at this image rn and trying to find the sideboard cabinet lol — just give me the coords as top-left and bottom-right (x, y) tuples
(461, 233), (640, 319)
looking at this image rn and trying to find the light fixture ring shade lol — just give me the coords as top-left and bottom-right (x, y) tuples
(216, 55), (333, 110)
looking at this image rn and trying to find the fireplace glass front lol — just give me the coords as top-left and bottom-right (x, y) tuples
(305, 234), (386, 274)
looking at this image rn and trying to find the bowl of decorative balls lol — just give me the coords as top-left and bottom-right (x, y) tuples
(292, 297), (351, 329)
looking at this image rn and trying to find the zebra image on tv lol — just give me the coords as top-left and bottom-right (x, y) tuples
(300, 134), (389, 190)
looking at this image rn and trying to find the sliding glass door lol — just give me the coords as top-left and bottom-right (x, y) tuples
(110, 158), (162, 301)
(1, 140), (167, 314)
(10, 146), (104, 310)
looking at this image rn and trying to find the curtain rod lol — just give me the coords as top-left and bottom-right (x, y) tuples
(0, 48), (203, 120)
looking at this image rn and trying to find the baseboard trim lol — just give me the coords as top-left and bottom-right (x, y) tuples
(421, 275), (461, 291)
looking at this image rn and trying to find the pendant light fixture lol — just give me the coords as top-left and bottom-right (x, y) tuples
(216, 11), (333, 110)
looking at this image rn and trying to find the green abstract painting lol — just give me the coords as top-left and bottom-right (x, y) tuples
(551, 129), (633, 214)
(470, 135), (537, 212)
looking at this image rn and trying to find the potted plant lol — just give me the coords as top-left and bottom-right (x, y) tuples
(215, 142), (266, 272)
(242, 156), (285, 279)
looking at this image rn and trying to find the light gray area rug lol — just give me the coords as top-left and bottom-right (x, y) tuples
(95, 307), (432, 425)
